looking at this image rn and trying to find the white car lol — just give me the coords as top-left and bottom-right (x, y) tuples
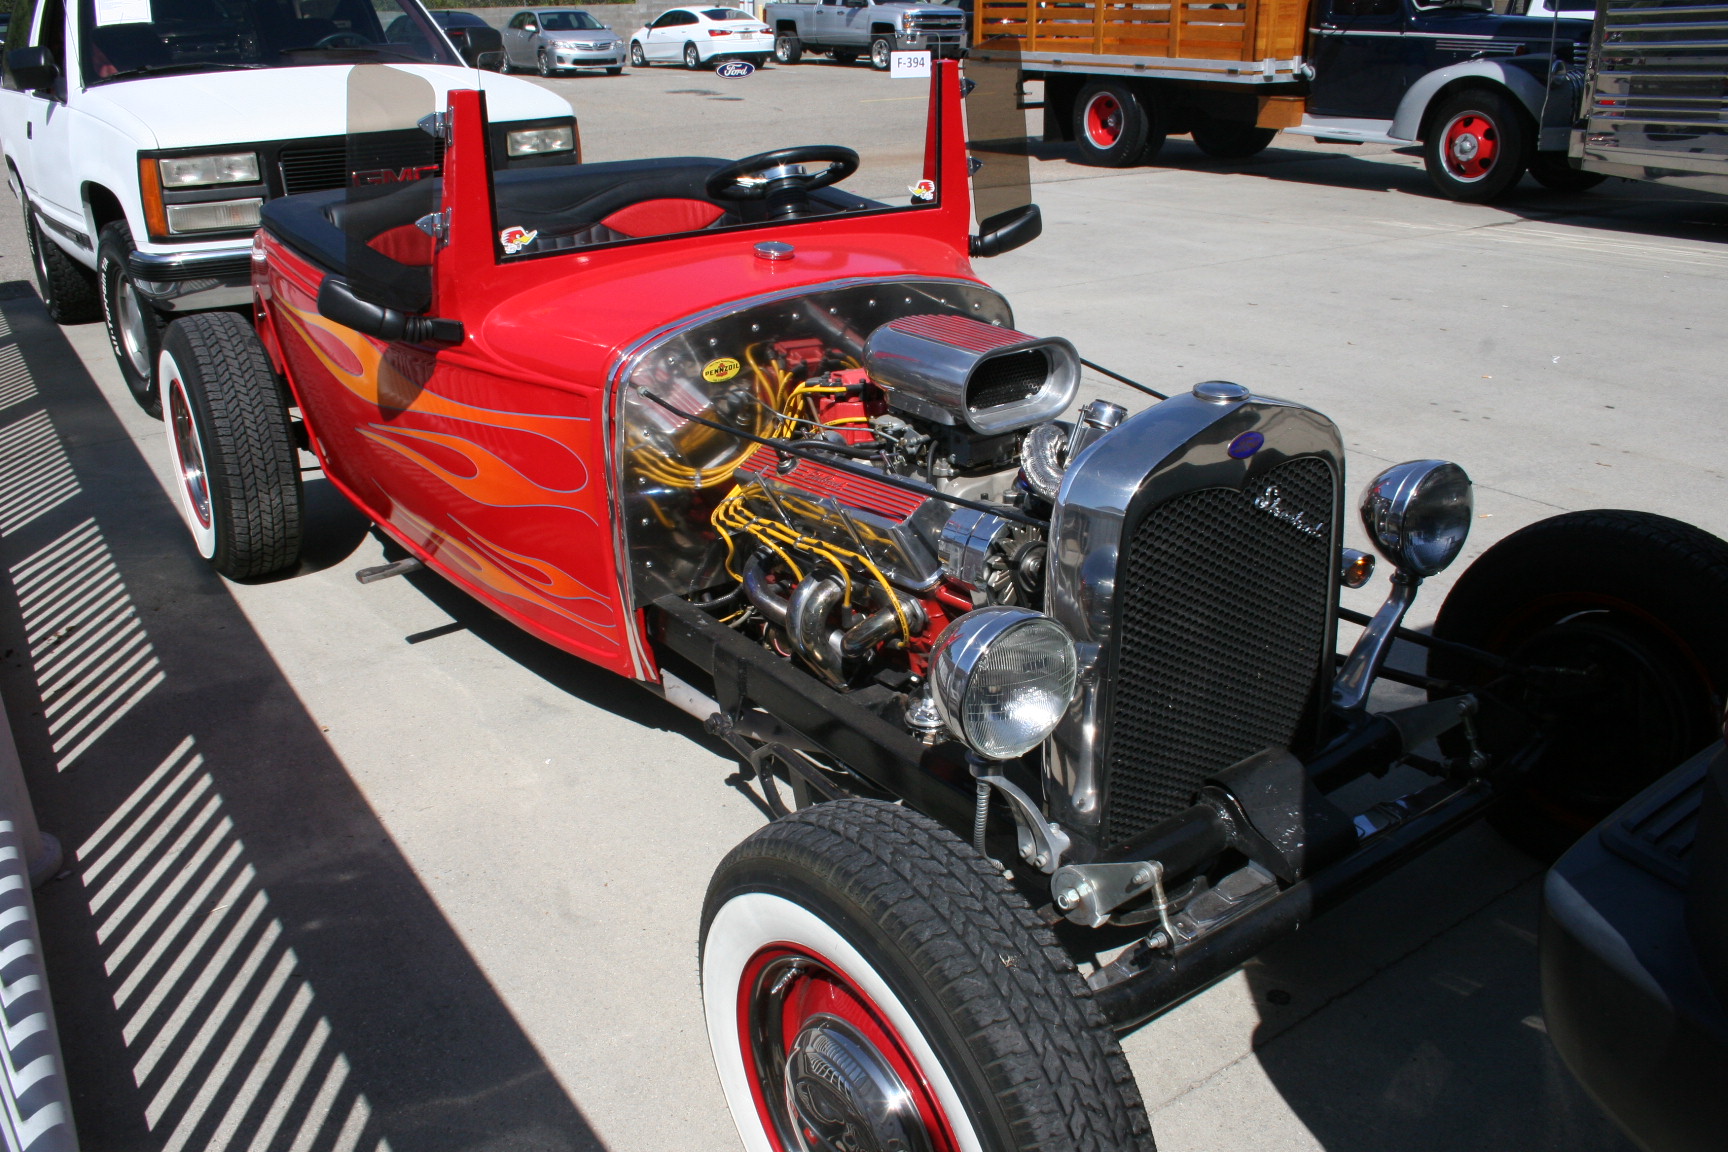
(628, 6), (772, 70)
(0, 0), (573, 418)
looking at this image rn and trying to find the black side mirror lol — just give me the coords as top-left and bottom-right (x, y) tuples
(7, 47), (58, 92)
(969, 203), (1041, 258)
(317, 277), (463, 344)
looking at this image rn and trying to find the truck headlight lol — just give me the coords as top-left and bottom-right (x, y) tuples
(165, 198), (262, 234)
(1360, 460), (1473, 577)
(158, 153), (260, 187)
(930, 607), (1078, 760)
(506, 125), (575, 157)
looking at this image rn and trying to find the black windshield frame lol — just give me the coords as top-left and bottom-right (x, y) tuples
(78, 0), (459, 87)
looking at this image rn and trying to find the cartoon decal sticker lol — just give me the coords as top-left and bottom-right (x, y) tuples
(702, 357), (742, 384)
(500, 226), (538, 254)
(909, 179), (936, 203)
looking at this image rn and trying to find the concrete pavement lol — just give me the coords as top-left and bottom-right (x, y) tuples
(4, 60), (1722, 1151)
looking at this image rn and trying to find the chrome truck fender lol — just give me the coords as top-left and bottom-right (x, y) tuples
(1043, 383), (1346, 861)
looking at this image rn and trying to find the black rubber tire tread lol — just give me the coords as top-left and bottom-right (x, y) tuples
(870, 35), (893, 70)
(628, 41), (645, 67)
(1431, 509), (1728, 856)
(1423, 87), (1532, 203)
(163, 313), (303, 579)
(1190, 118), (1276, 159)
(1073, 80), (1161, 168)
(98, 221), (165, 418)
(1528, 152), (1609, 193)
(26, 205), (101, 324)
(774, 32), (802, 63)
(703, 799), (1155, 1152)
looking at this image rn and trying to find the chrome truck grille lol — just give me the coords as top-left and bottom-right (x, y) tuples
(1044, 389), (1344, 860)
(1101, 456), (1336, 847)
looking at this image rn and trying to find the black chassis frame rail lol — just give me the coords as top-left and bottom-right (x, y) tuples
(653, 595), (978, 833)
(653, 593), (1509, 1030)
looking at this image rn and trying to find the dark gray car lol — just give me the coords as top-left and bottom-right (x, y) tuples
(501, 8), (626, 75)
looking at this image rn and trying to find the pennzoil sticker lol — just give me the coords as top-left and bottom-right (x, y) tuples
(500, 225), (537, 254)
(702, 357), (742, 383)
(910, 179), (936, 202)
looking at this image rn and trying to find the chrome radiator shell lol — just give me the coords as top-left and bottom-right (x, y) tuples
(1044, 389), (1346, 860)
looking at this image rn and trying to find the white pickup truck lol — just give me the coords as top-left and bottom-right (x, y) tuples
(0, 0), (573, 416)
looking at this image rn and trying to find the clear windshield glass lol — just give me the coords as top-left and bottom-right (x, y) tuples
(79, 0), (458, 83)
(538, 11), (603, 31)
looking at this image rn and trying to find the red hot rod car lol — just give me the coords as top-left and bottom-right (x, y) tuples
(153, 59), (1728, 1152)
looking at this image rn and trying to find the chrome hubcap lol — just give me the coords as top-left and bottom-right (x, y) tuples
(117, 278), (153, 378)
(783, 1015), (929, 1152)
(1451, 133), (1479, 163)
(169, 381), (212, 530)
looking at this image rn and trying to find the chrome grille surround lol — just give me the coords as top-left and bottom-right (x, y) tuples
(1044, 390), (1344, 860)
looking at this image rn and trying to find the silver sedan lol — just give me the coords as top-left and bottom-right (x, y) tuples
(500, 8), (626, 76)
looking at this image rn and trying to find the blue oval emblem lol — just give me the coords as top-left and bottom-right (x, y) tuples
(716, 60), (756, 78)
(1227, 431), (1264, 459)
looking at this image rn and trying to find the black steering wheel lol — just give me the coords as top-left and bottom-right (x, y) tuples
(314, 31), (374, 48)
(705, 146), (861, 219)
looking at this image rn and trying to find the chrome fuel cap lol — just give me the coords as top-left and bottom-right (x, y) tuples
(1192, 380), (1250, 403)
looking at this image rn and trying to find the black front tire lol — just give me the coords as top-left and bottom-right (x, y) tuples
(97, 221), (166, 418)
(24, 203), (101, 324)
(774, 32), (802, 63)
(159, 313), (303, 580)
(1073, 80), (1165, 167)
(869, 35), (893, 70)
(1431, 510), (1728, 858)
(684, 41), (703, 69)
(537, 49), (554, 76)
(629, 40), (646, 67)
(1423, 88), (1532, 203)
(1529, 152), (1609, 192)
(1190, 117), (1277, 159)
(702, 800), (1155, 1152)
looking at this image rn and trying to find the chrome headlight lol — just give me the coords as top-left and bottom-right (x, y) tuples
(506, 125), (575, 157)
(930, 607), (1078, 760)
(1359, 460), (1473, 577)
(158, 153), (260, 188)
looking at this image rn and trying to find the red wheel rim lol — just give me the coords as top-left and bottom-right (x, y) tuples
(738, 944), (960, 1152)
(1441, 111), (1499, 182)
(1083, 91), (1123, 149)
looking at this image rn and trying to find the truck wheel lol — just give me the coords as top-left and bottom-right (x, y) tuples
(684, 40), (703, 69)
(702, 799), (1155, 1152)
(870, 35), (893, 70)
(1073, 81), (1164, 167)
(97, 222), (165, 418)
(833, 48), (858, 63)
(158, 313), (303, 580)
(1423, 88), (1532, 203)
(1528, 152), (1608, 193)
(774, 32), (802, 63)
(23, 203), (100, 324)
(1190, 117), (1277, 160)
(1430, 510), (1728, 859)
(629, 40), (646, 66)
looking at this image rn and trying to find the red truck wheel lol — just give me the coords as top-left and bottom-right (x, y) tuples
(1424, 88), (1532, 203)
(1073, 81), (1164, 167)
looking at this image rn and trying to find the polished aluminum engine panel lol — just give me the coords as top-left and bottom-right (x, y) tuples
(1044, 388), (1346, 850)
(610, 277), (1014, 609)
(864, 314), (1079, 435)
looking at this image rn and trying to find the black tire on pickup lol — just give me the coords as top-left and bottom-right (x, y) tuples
(1430, 510), (1728, 859)
(1073, 80), (1165, 167)
(1190, 117), (1277, 160)
(98, 221), (166, 418)
(774, 32), (802, 63)
(1423, 87), (1532, 203)
(1528, 152), (1609, 193)
(159, 312), (303, 580)
(870, 34), (893, 70)
(23, 201), (101, 324)
(701, 799), (1156, 1152)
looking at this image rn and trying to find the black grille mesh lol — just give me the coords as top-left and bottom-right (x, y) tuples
(967, 350), (1046, 411)
(1101, 456), (1337, 848)
(278, 136), (445, 196)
